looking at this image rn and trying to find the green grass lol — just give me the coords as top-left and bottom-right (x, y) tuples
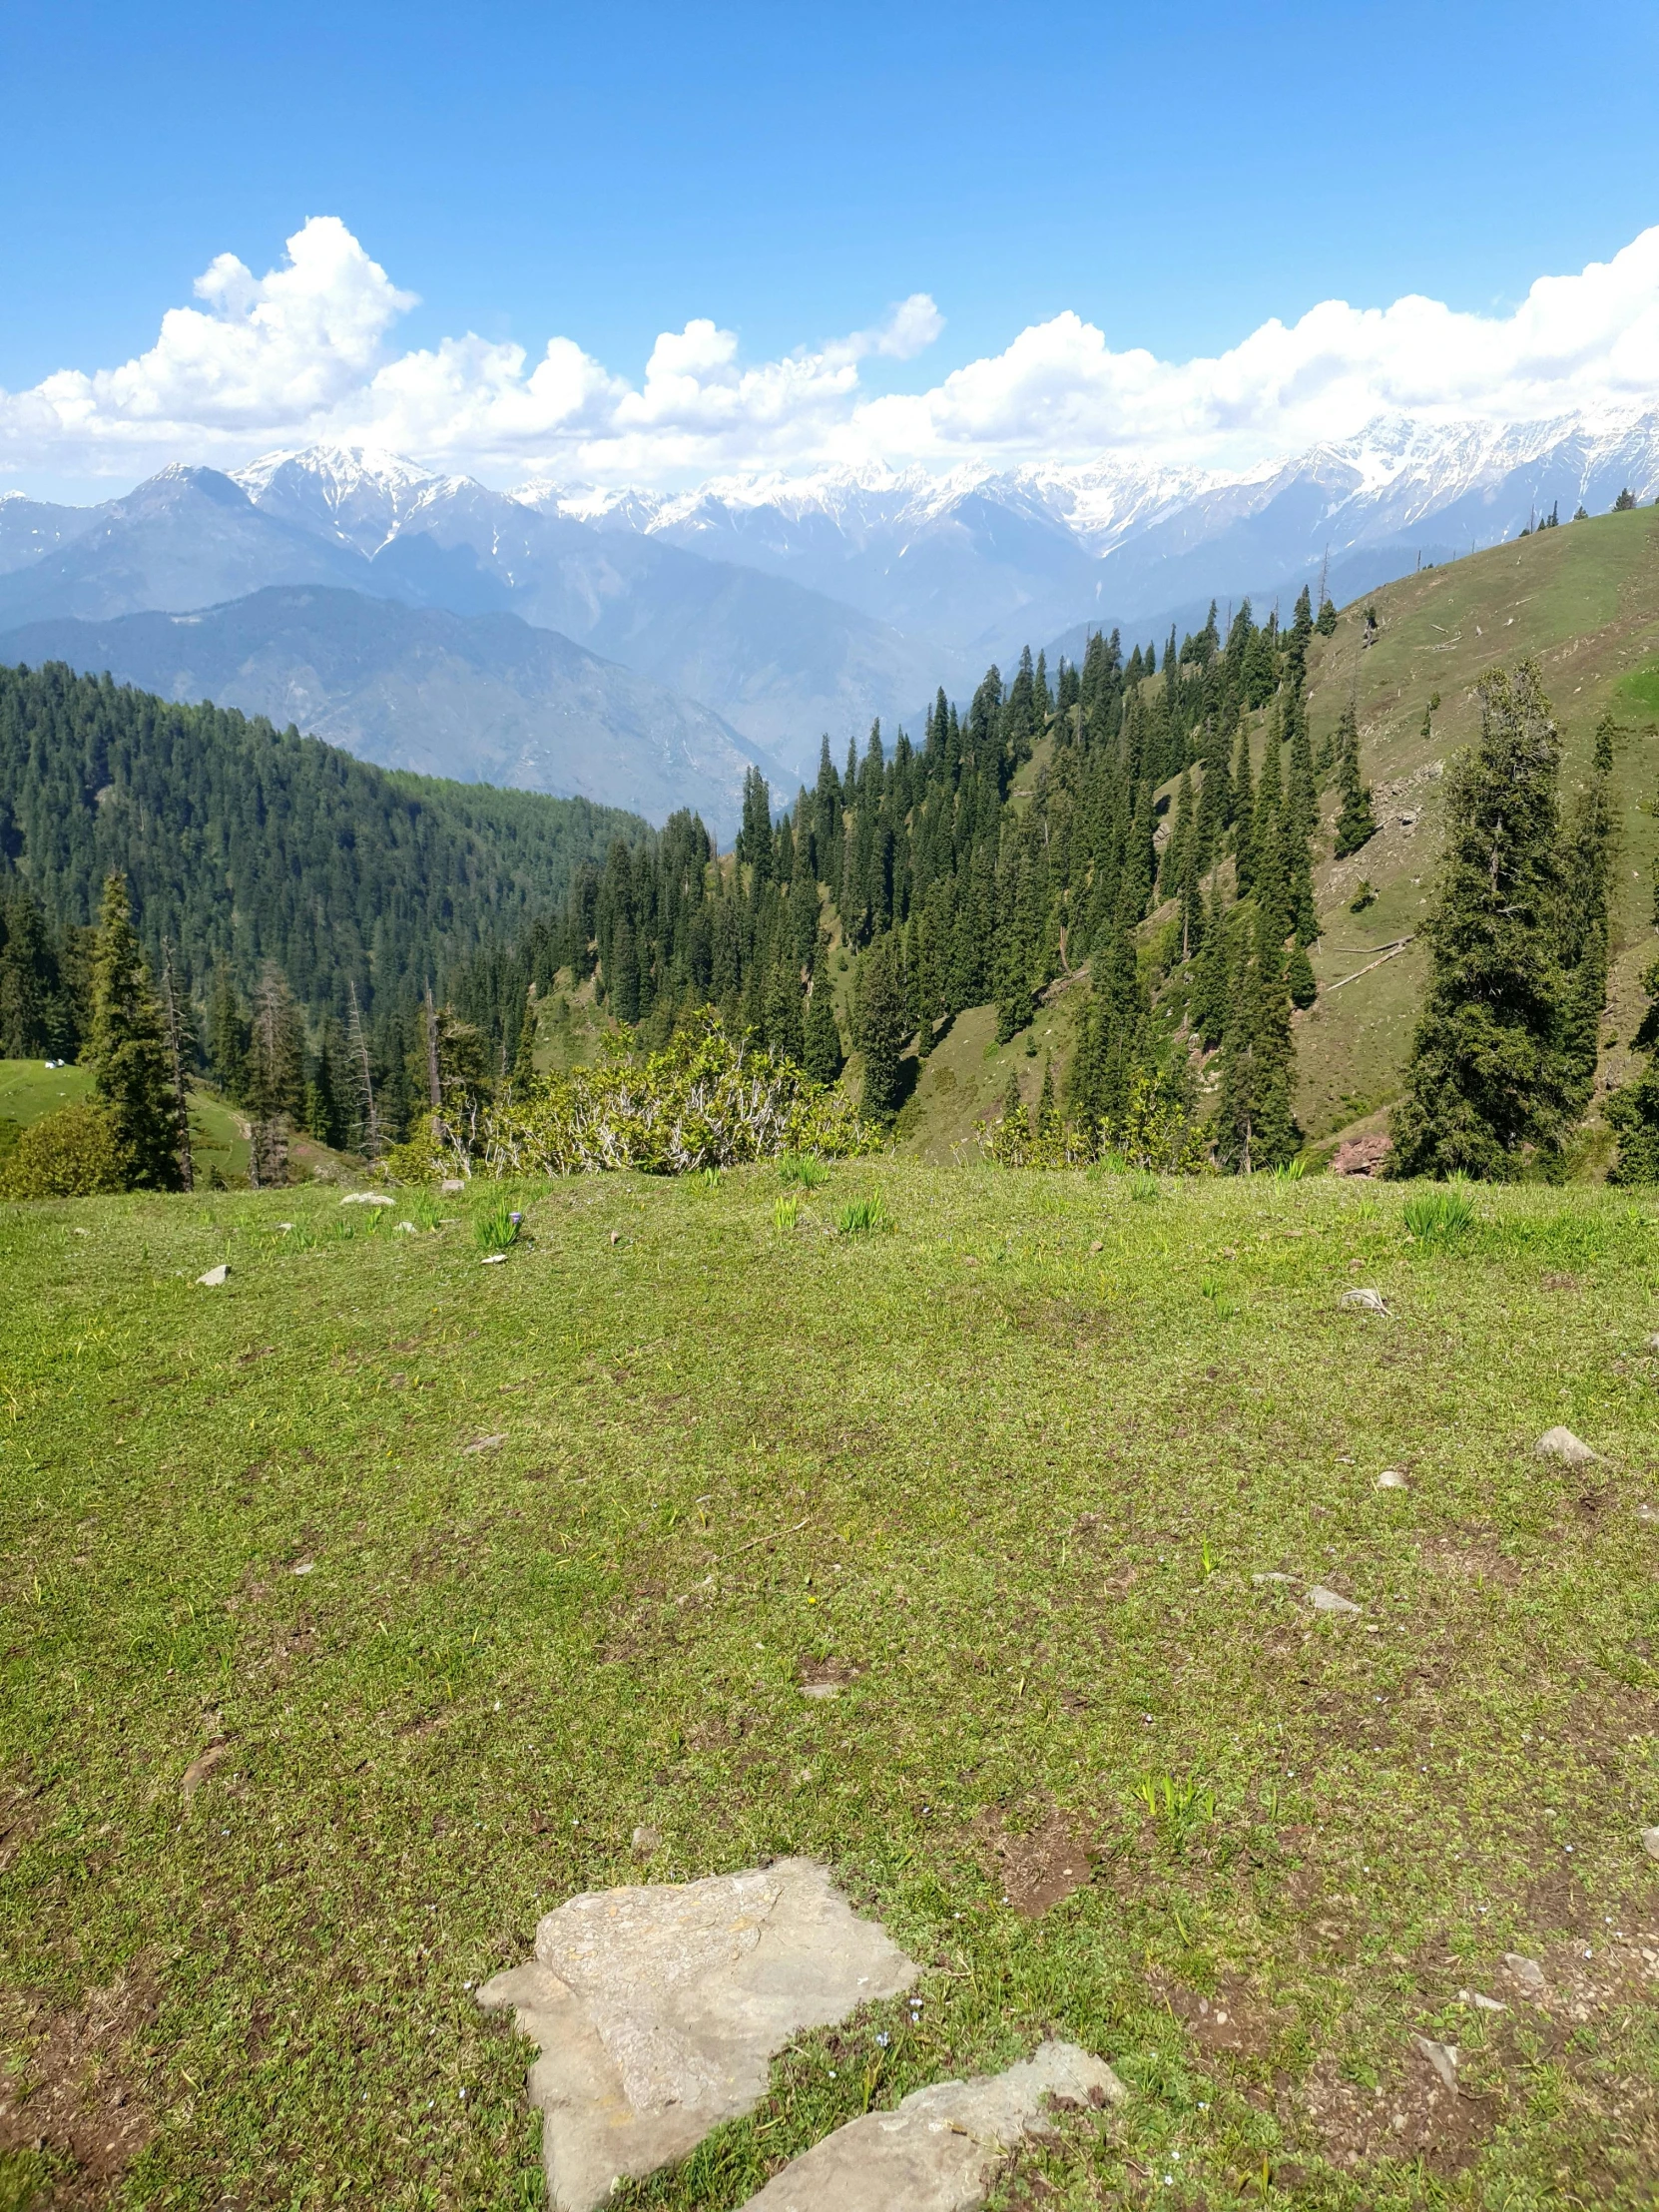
(0, 1059), (93, 1125)
(5, 1165), (1659, 2207)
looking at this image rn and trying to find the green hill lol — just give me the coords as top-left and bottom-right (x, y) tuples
(0, 660), (651, 1025)
(1290, 504), (1659, 1159)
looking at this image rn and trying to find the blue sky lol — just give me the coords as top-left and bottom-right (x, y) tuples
(3, 0), (1658, 498)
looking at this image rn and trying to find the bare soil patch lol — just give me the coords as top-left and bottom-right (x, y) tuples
(980, 1808), (1095, 1918)
(0, 1962), (158, 2203)
(1298, 2042), (1497, 2175)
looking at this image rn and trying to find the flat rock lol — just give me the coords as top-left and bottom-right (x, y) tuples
(1503, 1951), (1546, 1992)
(196, 1263), (229, 1287)
(1536, 1426), (1599, 1464)
(736, 2040), (1125, 2212)
(1376, 1468), (1408, 1489)
(1308, 1585), (1362, 1614)
(1411, 2034), (1458, 2092)
(479, 1860), (916, 2212)
(1253, 1572), (1301, 1586)
(340, 1191), (394, 1206)
(1642, 1828), (1659, 1862)
(1340, 1287), (1388, 1314)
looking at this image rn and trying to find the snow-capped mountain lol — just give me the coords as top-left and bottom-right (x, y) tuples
(518, 407), (1659, 664)
(5, 409), (1655, 827)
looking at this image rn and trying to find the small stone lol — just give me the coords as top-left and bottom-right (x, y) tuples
(290, 1559), (315, 1576)
(1308, 1585), (1362, 1614)
(1642, 1828), (1659, 1861)
(1503, 1951), (1546, 1992)
(481, 1253), (507, 1265)
(609, 1229), (622, 1245)
(1253, 1572), (1301, 1585)
(1340, 1287), (1389, 1314)
(1089, 1239), (1103, 1253)
(801, 1681), (841, 1699)
(180, 1741), (229, 1799)
(631, 1825), (662, 1860)
(462, 1433), (506, 1454)
(340, 1192), (394, 1207)
(395, 1221), (417, 1233)
(196, 1263), (229, 1287)
(1536, 1426), (1599, 1465)
(440, 1178), (466, 1194)
(1457, 1988), (1507, 2011)
(1412, 2034), (1458, 2092)
(1639, 1505), (1659, 1524)
(735, 2040), (1125, 2211)
(1377, 1468), (1408, 1488)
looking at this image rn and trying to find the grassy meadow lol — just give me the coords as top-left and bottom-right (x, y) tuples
(4, 1162), (1659, 2207)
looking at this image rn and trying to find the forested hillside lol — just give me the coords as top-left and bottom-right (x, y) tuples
(0, 659), (648, 1036)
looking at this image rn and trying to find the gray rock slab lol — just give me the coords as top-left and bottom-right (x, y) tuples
(1502, 1952), (1546, 1992)
(1376, 1468), (1408, 1488)
(736, 2040), (1125, 2212)
(196, 1263), (229, 1287)
(1340, 1287), (1388, 1314)
(479, 1860), (916, 2212)
(1642, 1828), (1659, 1861)
(1411, 2034), (1458, 2092)
(1536, 1426), (1599, 1464)
(1308, 1585), (1362, 1614)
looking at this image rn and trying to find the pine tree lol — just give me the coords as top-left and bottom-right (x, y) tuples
(510, 991), (538, 1096)
(87, 872), (180, 1191)
(1216, 891), (1297, 1172)
(208, 959), (248, 1102)
(1388, 664), (1572, 1179)
(1331, 705), (1379, 857)
(245, 963), (305, 1188)
(345, 979), (381, 1160)
(158, 942), (195, 1192)
(803, 949), (844, 1087)
(856, 933), (910, 1123)
(1557, 714), (1619, 1117)
(764, 942), (806, 1066)
(1035, 1054), (1058, 1138)
(1187, 877), (1232, 1049)
(999, 1067), (1027, 1145)
(1231, 722), (1256, 893)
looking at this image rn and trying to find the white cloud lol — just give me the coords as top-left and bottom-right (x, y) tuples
(4, 218), (1658, 495)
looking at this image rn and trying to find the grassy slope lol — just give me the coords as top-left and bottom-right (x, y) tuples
(1297, 503), (1659, 1151)
(5, 1167), (1659, 2207)
(889, 507), (1659, 1167)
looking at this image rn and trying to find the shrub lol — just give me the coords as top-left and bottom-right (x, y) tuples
(0, 1101), (128, 1199)
(1402, 1183), (1476, 1242)
(983, 1067), (1212, 1175)
(387, 1014), (878, 1182)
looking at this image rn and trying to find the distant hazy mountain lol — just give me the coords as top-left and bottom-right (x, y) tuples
(7, 415), (1655, 826)
(0, 586), (774, 837)
(531, 408), (1659, 668)
(231, 447), (960, 777)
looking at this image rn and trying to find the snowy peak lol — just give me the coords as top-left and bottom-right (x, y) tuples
(233, 443), (460, 556)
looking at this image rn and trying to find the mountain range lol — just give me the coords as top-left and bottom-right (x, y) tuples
(1, 409), (1655, 833)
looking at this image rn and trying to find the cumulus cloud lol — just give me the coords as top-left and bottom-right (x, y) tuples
(4, 217), (1658, 493)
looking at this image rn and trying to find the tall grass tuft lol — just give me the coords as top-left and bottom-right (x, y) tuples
(836, 1193), (888, 1236)
(779, 1153), (829, 1189)
(773, 1194), (800, 1231)
(474, 1200), (520, 1255)
(1403, 1182), (1476, 1243)
(1128, 1170), (1162, 1203)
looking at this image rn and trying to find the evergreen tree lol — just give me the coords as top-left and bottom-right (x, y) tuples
(158, 942), (196, 1192)
(87, 872), (180, 1191)
(999, 1068), (1027, 1144)
(1231, 721), (1256, 893)
(1216, 891), (1298, 1171)
(245, 963), (305, 1188)
(764, 942), (806, 1066)
(1557, 714), (1619, 1117)
(1388, 665), (1572, 1179)
(856, 933), (910, 1123)
(1331, 705), (1379, 857)
(1187, 877), (1233, 1049)
(802, 949), (844, 1087)
(208, 960), (248, 1101)
(1035, 1054), (1058, 1137)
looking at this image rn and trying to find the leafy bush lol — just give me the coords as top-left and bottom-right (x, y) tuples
(387, 1015), (878, 1182)
(0, 1101), (128, 1199)
(1402, 1183), (1477, 1242)
(981, 1066), (1212, 1175)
